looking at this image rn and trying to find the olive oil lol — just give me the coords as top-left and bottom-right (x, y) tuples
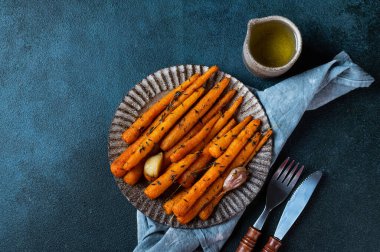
(249, 20), (296, 68)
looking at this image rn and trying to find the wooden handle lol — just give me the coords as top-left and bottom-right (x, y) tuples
(261, 236), (282, 252)
(235, 226), (261, 252)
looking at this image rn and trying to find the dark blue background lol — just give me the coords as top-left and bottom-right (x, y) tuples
(1, 1), (379, 251)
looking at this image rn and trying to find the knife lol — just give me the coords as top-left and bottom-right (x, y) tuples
(262, 170), (322, 252)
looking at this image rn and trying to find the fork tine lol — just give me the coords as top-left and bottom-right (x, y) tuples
(288, 165), (304, 188)
(271, 157), (290, 181)
(283, 163), (299, 185)
(278, 159), (295, 182)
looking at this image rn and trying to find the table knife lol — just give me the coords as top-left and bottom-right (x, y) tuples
(262, 170), (322, 252)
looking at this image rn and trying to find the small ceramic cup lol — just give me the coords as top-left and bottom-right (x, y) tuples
(242, 16), (302, 78)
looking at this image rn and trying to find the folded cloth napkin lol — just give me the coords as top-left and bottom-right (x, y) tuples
(134, 51), (374, 252)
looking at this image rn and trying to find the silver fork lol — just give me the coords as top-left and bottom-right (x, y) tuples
(235, 157), (304, 252)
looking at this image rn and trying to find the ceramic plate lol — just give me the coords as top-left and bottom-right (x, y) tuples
(108, 65), (272, 228)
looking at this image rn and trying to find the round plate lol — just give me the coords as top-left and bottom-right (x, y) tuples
(108, 65), (272, 228)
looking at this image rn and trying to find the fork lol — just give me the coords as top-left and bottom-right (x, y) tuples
(235, 157), (304, 252)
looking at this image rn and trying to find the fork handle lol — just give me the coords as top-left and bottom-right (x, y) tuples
(235, 226), (261, 252)
(261, 236), (282, 252)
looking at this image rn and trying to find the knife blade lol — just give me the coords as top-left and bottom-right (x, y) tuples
(274, 170), (322, 240)
(261, 171), (322, 252)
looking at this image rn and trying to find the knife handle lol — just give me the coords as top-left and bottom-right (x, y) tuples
(261, 236), (282, 252)
(235, 226), (261, 252)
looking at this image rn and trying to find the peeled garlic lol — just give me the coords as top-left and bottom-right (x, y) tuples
(144, 152), (163, 182)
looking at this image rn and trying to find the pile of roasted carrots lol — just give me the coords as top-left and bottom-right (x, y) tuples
(110, 66), (272, 224)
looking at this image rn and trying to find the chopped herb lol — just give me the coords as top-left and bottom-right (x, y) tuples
(174, 91), (182, 99)
(149, 127), (155, 134)
(157, 181), (161, 185)
(161, 127), (164, 131)
(170, 174), (176, 182)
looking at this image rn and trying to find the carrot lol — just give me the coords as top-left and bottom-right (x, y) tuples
(163, 190), (188, 215)
(122, 73), (200, 144)
(172, 120), (259, 217)
(230, 132), (261, 168)
(170, 114), (220, 163)
(177, 118), (237, 188)
(163, 89), (236, 168)
(144, 153), (198, 199)
(172, 88), (237, 157)
(248, 129), (273, 163)
(201, 89), (237, 123)
(123, 161), (144, 185)
(110, 134), (146, 177)
(163, 123), (203, 168)
(123, 88), (205, 171)
(206, 96), (244, 143)
(199, 130), (273, 220)
(209, 116), (256, 158)
(176, 185), (216, 224)
(160, 77), (231, 151)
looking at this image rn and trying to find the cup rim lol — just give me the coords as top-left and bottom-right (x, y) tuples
(244, 15), (303, 73)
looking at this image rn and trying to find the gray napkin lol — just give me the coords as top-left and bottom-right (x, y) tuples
(134, 51), (374, 252)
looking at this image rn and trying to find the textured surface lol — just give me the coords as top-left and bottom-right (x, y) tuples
(108, 65), (272, 228)
(0, 0), (379, 251)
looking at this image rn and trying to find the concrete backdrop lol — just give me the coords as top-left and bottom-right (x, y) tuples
(1, 0), (379, 251)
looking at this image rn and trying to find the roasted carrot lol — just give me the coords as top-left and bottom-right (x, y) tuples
(176, 185), (216, 224)
(201, 89), (237, 123)
(110, 134), (146, 177)
(248, 129), (273, 162)
(170, 114), (220, 163)
(163, 123), (203, 168)
(123, 88), (205, 171)
(199, 130), (273, 220)
(209, 116), (256, 158)
(160, 77), (231, 151)
(173, 88), (237, 157)
(144, 153), (198, 199)
(172, 120), (259, 217)
(123, 161), (144, 185)
(122, 74), (200, 144)
(230, 132), (261, 168)
(177, 118), (237, 188)
(163, 190), (188, 215)
(206, 96), (244, 143)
